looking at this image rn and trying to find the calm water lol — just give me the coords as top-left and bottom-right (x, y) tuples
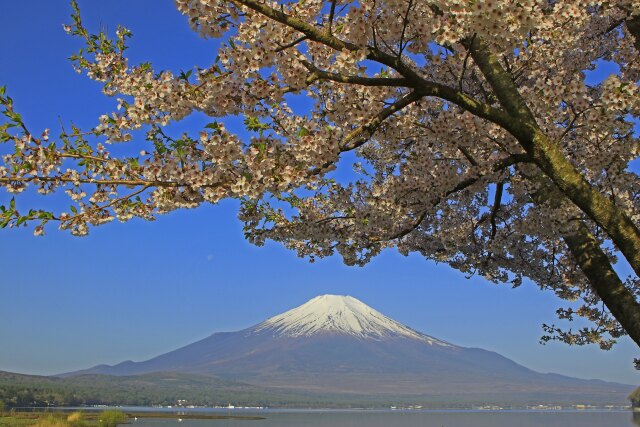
(126, 410), (637, 427)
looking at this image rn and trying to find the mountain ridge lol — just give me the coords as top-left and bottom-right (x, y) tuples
(251, 294), (452, 345)
(60, 295), (635, 404)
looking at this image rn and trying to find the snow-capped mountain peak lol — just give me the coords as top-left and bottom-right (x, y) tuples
(253, 294), (452, 346)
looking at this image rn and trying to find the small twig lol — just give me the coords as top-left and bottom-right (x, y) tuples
(489, 181), (504, 239)
(459, 49), (472, 92)
(327, 0), (337, 34)
(275, 35), (308, 52)
(398, 0), (414, 57)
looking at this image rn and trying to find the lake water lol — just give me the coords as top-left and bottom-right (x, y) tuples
(126, 410), (637, 427)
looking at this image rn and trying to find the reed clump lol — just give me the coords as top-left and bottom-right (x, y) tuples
(1, 410), (127, 427)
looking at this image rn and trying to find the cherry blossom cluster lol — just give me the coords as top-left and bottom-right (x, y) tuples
(1, 0), (640, 350)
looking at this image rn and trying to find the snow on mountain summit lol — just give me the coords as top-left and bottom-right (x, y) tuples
(253, 294), (452, 346)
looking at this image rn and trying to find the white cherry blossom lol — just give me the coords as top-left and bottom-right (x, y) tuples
(1, 0), (640, 356)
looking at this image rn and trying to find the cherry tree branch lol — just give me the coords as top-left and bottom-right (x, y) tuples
(467, 35), (640, 280)
(71, 185), (150, 222)
(300, 60), (411, 87)
(384, 154), (529, 241)
(626, 15), (640, 53)
(0, 176), (215, 188)
(232, 0), (512, 128)
(339, 91), (422, 152)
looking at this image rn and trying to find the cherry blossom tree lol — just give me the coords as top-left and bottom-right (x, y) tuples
(1, 0), (640, 354)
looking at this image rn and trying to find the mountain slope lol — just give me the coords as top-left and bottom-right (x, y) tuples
(63, 295), (635, 403)
(0, 370), (350, 408)
(254, 295), (450, 344)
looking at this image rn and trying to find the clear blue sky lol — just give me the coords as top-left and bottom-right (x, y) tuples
(0, 0), (638, 386)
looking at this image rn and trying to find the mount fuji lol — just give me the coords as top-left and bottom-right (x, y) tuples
(63, 295), (634, 403)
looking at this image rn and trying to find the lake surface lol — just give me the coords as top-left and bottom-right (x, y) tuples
(126, 410), (637, 427)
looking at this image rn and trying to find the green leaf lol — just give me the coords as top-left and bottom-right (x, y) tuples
(243, 116), (269, 132)
(205, 122), (221, 131)
(38, 211), (52, 220)
(179, 69), (193, 81)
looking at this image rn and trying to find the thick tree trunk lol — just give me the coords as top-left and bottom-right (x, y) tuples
(528, 176), (640, 348)
(627, 15), (640, 53)
(468, 38), (640, 281)
(562, 221), (640, 348)
(468, 37), (640, 346)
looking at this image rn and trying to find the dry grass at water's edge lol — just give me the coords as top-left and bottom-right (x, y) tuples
(0, 410), (264, 427)
(0, 410), (124, 427)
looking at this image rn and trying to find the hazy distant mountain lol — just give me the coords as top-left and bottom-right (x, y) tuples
(63, 295), (635, 404)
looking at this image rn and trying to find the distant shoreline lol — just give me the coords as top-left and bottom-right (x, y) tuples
(10, 406), (633, 414)
(6, 410), (265, 421)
